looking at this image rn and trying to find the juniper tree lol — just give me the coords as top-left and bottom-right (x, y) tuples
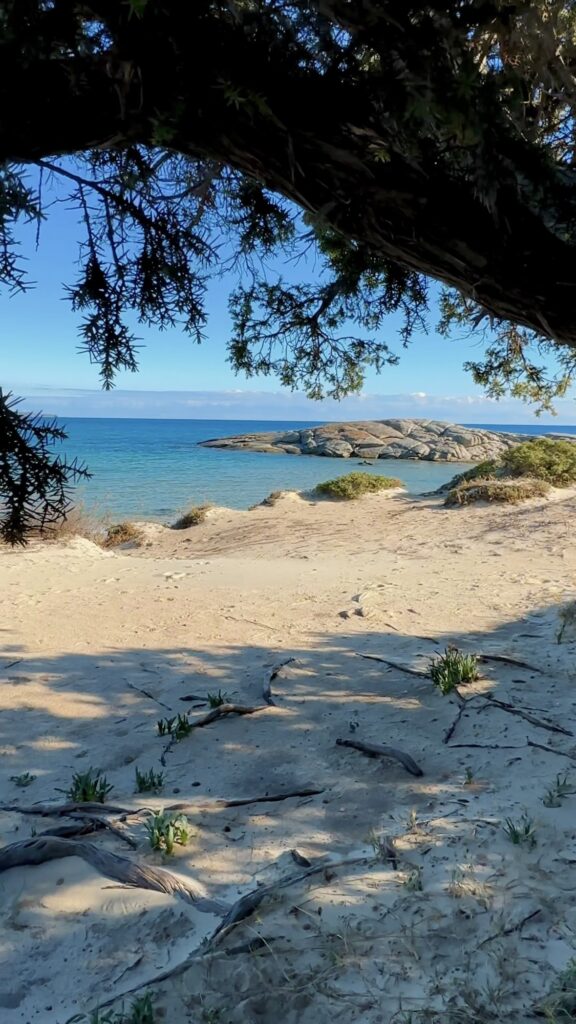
(2, 1), (576, 540)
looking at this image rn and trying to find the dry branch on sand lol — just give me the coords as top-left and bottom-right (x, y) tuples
(0, 836), (223, 911)
(336, 737), (423, 777)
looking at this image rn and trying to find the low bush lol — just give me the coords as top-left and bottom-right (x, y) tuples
(37, 504), (104, 544)
(171, 504), (211, 529)
(445, 478), (550, 506)
(315, 471), (401, 500)
(103, 522), (143, 547)
(501, 437), (576, 486)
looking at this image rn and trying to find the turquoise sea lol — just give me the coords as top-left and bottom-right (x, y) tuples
(58, 418), (576, 522)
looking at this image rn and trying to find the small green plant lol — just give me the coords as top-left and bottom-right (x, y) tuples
(430, 646), (479, 694)
(171, 504), (211, 529)
(503, 813), (537, 848)
(402, 866), (423, 891)
(103, 522), (142, 547)
(134, 767), (165, 793)
(464, 767), (475, 786)
(206, 689), (231, 708)
(543, 772), (576, 807)
(315, 471), (401, 500)
(145, 810), (190, 854)
(156, 713), (193, 740)
(10, 771), (36, 787)
(537, 957), (576, 1021)
(61, 768), (113, 803)
(72, 992), (156, 1024)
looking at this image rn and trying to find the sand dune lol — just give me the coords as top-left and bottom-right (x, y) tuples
(1, 489), (576, 1022)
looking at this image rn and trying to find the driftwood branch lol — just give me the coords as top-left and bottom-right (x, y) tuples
(480, 694), (572, 736)
(262, 657), (296, 706)
(357, 654), (427, 678)
(336, 737), (423, 777)
(189, 703), (269, 729)
(0, 837), (226, 912)
(1, 789), (324, 821)
(126, 682), (172, 711)
(442, 700), (469, 745)
(478, 654), (543, 673)
(447, 739), (576, 761)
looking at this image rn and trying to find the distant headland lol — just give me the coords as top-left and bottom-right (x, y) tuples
(200, 418), (536, 462)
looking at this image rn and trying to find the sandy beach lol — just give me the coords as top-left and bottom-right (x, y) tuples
(1, 487), (576, 1023)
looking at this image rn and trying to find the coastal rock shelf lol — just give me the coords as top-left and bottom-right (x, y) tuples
(200, 419), (529, 463)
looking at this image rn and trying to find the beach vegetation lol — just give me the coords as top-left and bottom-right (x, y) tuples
(62, 768), (114, 804)
(542, 773), (576, 808)
(156, 713), (193, 740)
(501, 438), (576, 486)
(103, 522), (143, 548)
(145, 810), (190, 854)
(171, 504), (212, 529)
(430, 647), (479, 694)
(134, 767), (165, 793)
(10, 772), (37, 787)
(445, 478), (551, 507)
(402, 867), (423, 892)
(256, 490), (284, 507)
(206, 689), (232, 708)
(557, 601), (576, 644)
(315, 472), (401, 500)
(74, 993), (156, 1024)
(503, 814), (537, 848)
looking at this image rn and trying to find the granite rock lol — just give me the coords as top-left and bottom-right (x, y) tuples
(199, 419), (539, 463)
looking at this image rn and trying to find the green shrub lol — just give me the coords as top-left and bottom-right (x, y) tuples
(445, 478), (550, 506)
(430, 647), (479, 694)
(440, 460), (499, 491)
(103, 522), (142, 547)
(171, 504), (212, 529)
(501, 437), (576, 486)
(315, 471), (401, 500)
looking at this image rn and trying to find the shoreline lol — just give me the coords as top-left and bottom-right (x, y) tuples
(1, 487), (576, 1022)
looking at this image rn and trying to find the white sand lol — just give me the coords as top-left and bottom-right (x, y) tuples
(1, 488), (576, 1022)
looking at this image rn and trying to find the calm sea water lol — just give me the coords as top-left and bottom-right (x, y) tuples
(57, 418), (576, 522)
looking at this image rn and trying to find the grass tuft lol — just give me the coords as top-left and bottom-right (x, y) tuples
(10, 771), (37, 787)
(134, 767), (165, 793)
(315, 471), (402, 500)
(145, 810), (190, 854)
(171, 504), (211, 529)
(542, 772), (576, 808)
(430, 646), (479, 694)
(73, 992), (156, 1024)
(62, 768), (113, 803)
(156, 712), (193, 740)
(206, 689), (231, 708)
(503, 813), (537, 848)
(103, 522), (142, 547)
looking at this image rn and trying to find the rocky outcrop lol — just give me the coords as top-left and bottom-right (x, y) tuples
(199, 419), (533, 463)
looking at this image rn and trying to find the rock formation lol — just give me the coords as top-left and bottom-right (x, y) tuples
(200, 419), (531, 462)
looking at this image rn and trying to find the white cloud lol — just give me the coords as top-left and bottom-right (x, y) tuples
(7, 384), (576, 424)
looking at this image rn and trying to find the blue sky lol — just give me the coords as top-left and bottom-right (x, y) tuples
(3, 174), (575, 423)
